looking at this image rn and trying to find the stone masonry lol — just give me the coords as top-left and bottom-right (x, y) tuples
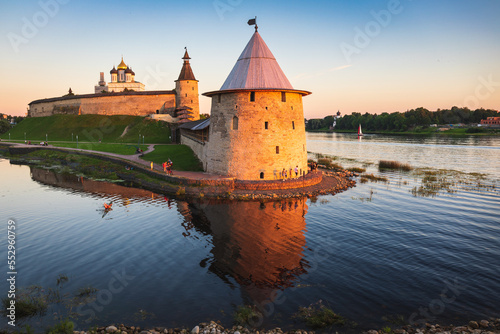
(205, 90), (308, 181)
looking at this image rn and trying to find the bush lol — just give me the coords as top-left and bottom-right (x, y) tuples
(466, 127), (485, 133)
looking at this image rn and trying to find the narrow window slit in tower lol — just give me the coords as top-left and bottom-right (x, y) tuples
(233, 116), (239, 130)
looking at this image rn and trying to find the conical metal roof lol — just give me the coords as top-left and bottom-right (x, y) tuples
(177, 48), (196, 81)
(220, 31), (293, 90)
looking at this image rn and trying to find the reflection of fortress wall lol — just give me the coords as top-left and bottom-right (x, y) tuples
(189, 199), (308, 303)
(31, 167), (85, 191)
(30, 167), (156, 201)
(28, 91), (176, 117)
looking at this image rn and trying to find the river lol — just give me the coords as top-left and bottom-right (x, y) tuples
(0, 133), (499, 331)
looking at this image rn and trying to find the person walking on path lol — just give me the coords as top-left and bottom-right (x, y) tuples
(150, 161), (154, 170)
(294, 166), (299, 177)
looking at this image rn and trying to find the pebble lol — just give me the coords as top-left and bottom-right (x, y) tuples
(469, 320), (479, 329)
(192, 326), (200, 334)
(106, 326), (118, 333)
(481, 320), (490, 328)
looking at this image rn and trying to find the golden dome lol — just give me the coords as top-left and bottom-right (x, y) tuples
(117, 57), (127, 70)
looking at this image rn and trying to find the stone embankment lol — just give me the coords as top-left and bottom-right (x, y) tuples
(73, 318), (500, 334)
(2, 143), (357, 200)
(364, 319), (500, 334)
(77, 322), (307, 334)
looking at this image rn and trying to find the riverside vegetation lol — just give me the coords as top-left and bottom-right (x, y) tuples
(7, 276), (498, 334)
(306, 106), (499, 134)
(308, 152), (495, 198)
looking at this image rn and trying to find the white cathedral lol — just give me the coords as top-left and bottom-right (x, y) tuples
(94, 57), (145, 93)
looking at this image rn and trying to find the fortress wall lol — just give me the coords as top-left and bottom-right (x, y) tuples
(29, 98), (82, 117)
(180, 135), (207, 169)
(29, 93), (176, 117)
(206, 91), (308, 181)
(79, 94), (175, 116)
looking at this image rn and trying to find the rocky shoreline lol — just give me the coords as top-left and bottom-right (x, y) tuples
(72, 318), (500, 334)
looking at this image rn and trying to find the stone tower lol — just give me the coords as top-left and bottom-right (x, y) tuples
(175, 48), (200, 121)
(203, 29), (311, 181)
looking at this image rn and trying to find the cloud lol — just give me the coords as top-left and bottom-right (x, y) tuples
(328, 64), (352, 72)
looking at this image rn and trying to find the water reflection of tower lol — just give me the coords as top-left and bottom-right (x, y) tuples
(182, 199), (309, 305)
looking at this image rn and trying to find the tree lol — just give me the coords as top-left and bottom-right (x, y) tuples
(0, 119), (10, 134)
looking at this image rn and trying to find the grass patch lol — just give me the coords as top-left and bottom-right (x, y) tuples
(142, 145), (203, 171)
(23, 150), (122, 181)
(1, 285), (63, 318)
(1, 115), (171, 143)
(56, 274), (69, 287)
(294, 301), (346, 329)
(51, 142), (149, 155)
(233, 305), (261, 326)
(45, 319), (74, 334)
(379, 160), (413, 171)
(348, 167), (366, 173)
(317, 157), (343, 170)
(75, 286), (98, 298)
(410, 168), (496, 198)
(360, 173), (389, 183)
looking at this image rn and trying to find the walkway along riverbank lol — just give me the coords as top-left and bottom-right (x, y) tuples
(1, 142), (356, 200)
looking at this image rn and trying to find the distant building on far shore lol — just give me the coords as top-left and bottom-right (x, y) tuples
(480, 117), (500, 127)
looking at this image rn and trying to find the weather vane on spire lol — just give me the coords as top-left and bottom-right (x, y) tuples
(247, 16), (258, 31)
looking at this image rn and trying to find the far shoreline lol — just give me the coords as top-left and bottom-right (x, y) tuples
(306, 128), (500, 136)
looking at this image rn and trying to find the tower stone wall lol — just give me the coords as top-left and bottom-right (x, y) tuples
(205, 90), (308, 180)
(175, 80), (200, 120)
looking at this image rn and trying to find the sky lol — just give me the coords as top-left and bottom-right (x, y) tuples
(0, 0), (499, 118)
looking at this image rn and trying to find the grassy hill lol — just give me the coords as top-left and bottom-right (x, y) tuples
(1, 115), (171, 144)
(142, 145), (203, 171)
